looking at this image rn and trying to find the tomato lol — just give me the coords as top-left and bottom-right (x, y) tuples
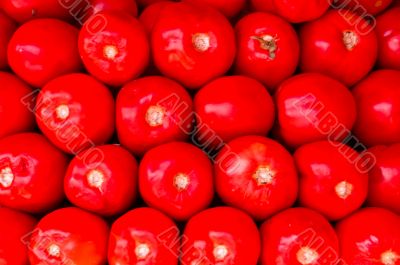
(336, 207), (400, 265)
(116, 76), (193, 156)
(274, 73), (356, 149)
(139, 142), (214, 221)
(260, 208), (339, 265)
(139, 1), (173, 34)
(0, 208), (36, 265)
(0, 11), (16, 70)
(300, 10), (378, 87)
(108, 207), (179, 265)
(182, 0), (246, 18)
(0, 133), (68, 213)
(136, 0), (176, 7)
(151, 2), (236, 89)
(181, 207), (260, 265)
(0, 72), (35, 140)
(376, 7), (400, 70)
(91, 0), (138, 17)
(352, 70), (400, 146)
(79, 11), (149, 87)
(64, 145), (138, 216)
(28, 207), (109, 265)
(234, 12), (299, 91)
(215, 136), (298, 220)
(335, 0), (393, 15)
(35, 73), (115, 154)
(194, 76), (275, 147)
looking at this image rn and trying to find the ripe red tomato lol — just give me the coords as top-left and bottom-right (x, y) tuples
(91, 0), (138, 17)
(182, 0), (246, 18)
(335, 0), (393, 15)
(35, 73), (115, 154)
(234, 12), (299, 91)
(215, 136), (298, 220)
(7, 18), (81, 88)
(0, 72), (35, 139)
(181, 207), (260, 265)
(300, 10), (378, 87)
(136, 0), (175, 7)
(352, 70), (400, 146)
(0, 133), (68, 213)
(108, 207), (179, 265)
(139, 1), (173, 34)
(28, 207), (109, 265)
(295, 141), (368, 221)
(151, 2), (236, 89)
(0, 11), (16, 70)
(194, 76), (275, 147)
(64, 145), (138, 216)
(116, 76), (193, 156)
(274, 73), (356, 149)
(336, 208), (400, 265)
(260, 208), (339, 265)
(139, 142), (214, 221)
(79, 11), (149, 87)
(0, 208), (36, 265)
(376, 7), (400, 70)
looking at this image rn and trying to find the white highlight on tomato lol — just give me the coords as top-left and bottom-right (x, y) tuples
(146, 105), (165, 127)
(335, 181), (353, 199)
(87, 169), (105, 189)
(192, 33), (211, 52)
(103, 45), (119, 60)
(47, 244), (61, 258)
(0, 167), (14, 188)
(213, 244), (229, 261)
(381, 250), (399, 265)
(135, 243), (150, 259)
(296, 246), (319, 265)
(55, 104), (70, 120)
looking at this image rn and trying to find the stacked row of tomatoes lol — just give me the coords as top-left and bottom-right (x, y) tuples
(1, 0), (400, 264)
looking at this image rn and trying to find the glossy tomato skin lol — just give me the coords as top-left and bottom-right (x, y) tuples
(108, 207), (179, 265)
(64, 145), (138, 216)
(79, 11), (149, 87)
(139, 142), (214, 221)
(336, 208), (400, 265)
(136, 0), (176, 7)
(0, 133), (68, 213)
(300, 10), (378, 87)
(274, 73), (356, 149)
(335, 0), (393, 15)
(352, 70), (400, 146)
(139, 1), (173, 34)
(295, 141), (368, 221)
(194, 76), (275, 146)
(182, 0), (246, 18)
(0, 72), (35, 139)
(261, 208), (339, 265)
(35, 73), (115, 154)
(235, 12), (299, 91)
(28, 207), (109, 265)
(0, 208), (36, 265)
(116, 76), (193, 156)
(0, 11), (16, 70)
(91, 0), (138, 17)
(151, 2), (236, 89)
(215, 136), (298, 220)
(181, 207), (260, 265)
(8, 18), (81, 87)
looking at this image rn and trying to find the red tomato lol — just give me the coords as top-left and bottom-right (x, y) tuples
(136, 0), (176, 7)
(0, 72), (35, 139)
(108, 207), (179, 265)
(336, 208), (400, 265)
(79, 11), (149, 87)
(0, 208), (36, 265)
(234, 12), (299, 91)
(194, 76), (275, 147)
(91, 0), (138, 17)
(116, 76), (193, 156)
(300, 10), (378, 87)
(376, 7), (400, 70)
(0, 11), (16, 70)
(139, 1), (174, 34)
(64, 145), (138, 216)
(28, 207), (109, 265)
(352, 70), (400, 146)
(35, 73), (115, 154)
(151, 2), (236, 89)
(261, 208), (339, 265)
(139, 142), (214, 221)
(7, 18), (81, 88)
(274, 73), (356, 149)
(0, 133), (68, 213)
(295, 141), (368, 221)
(215, 136), (298, 220)
(335, 0), (393, 15)
(181, 207), (260, 265)
(182, 0), (246, 18)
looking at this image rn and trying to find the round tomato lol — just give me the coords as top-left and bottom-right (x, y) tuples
(91, 0), (138, 17)
(108, 207), (179, 265)
(151, 2), (236, 89)
(136, 0), (175, 7)
(300, 10), (378, 86)
(261, 208), (339, 265)
(0, 133), (68, 213)
(28, 207), (109, 265)
(35, 73), (114, 154)
(215, 136), (298, 220)
(139, 1), (173, 34)
(8, 18), (81, 87)
(139, 142), (214, 221)
(182, 0), (246, 18)
(334, 0), (393, 15)
(0, 11), (16, 70)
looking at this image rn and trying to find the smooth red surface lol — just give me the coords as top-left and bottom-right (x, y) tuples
(136, 0), (175, 7)
(335, 0), (393, 15)
(0, 11), (16, 70)
(182, 0), (246, 18)
(139, 1), (173, 34)
(91, 0), (138, 17)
